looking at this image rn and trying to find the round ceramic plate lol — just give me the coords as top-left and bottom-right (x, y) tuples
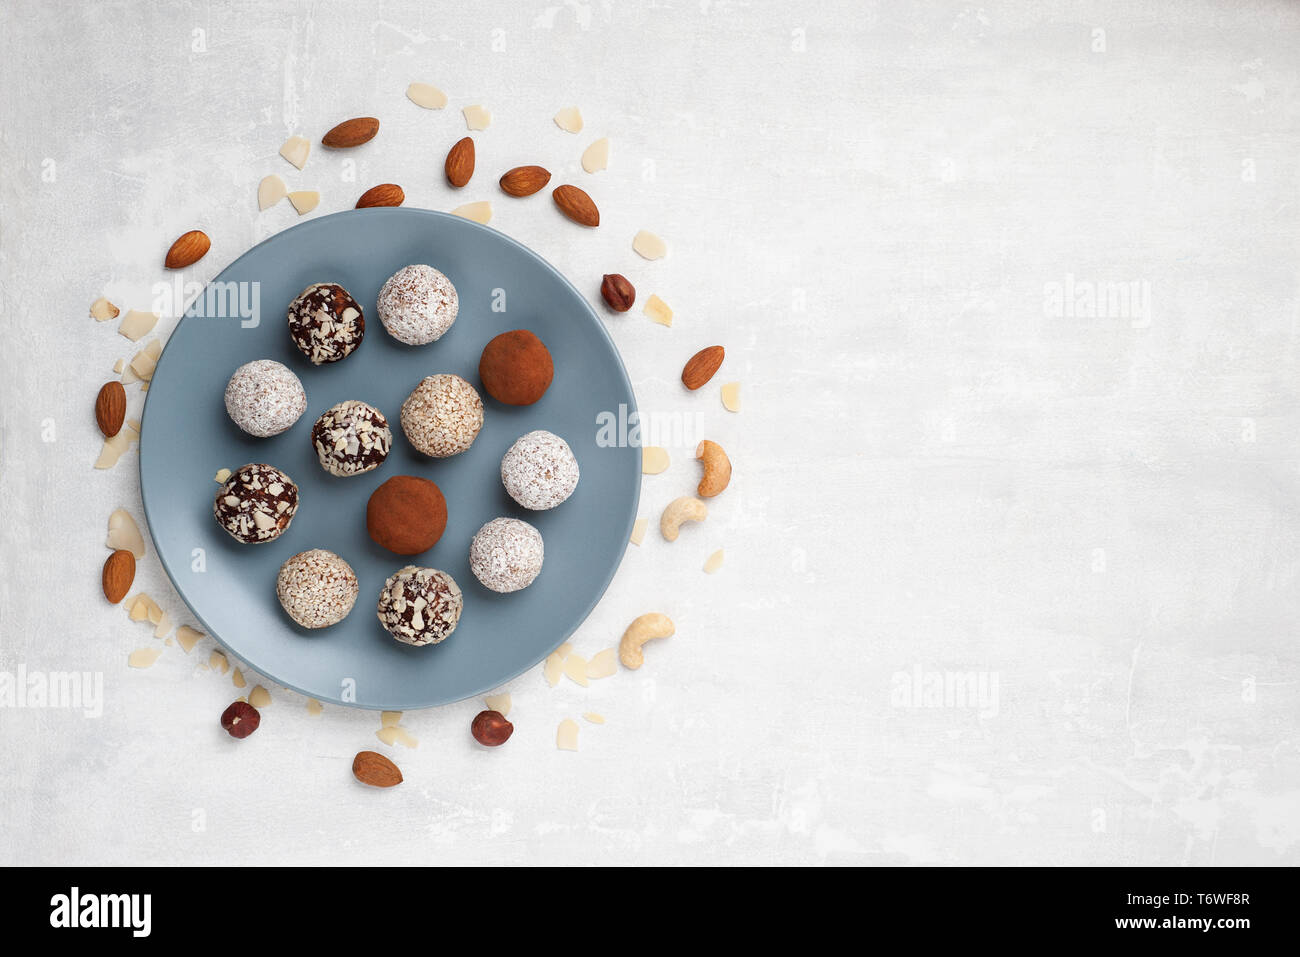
(139, 208), (640, 710)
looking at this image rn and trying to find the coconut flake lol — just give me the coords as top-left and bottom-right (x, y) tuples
(641, 447), (670, 474)
(581, 137), (610, 173)
(451, 201), (492, 224)
(288, 190), (320, 215)
(633, 230), (668, 260)
(407, 83), (448, 109)
(556, 719), (580, 751)
(280, 135), (310, 170)
(586, 648), (618, 680)
(119, 310), (158, 342)
(258, 174), (287, 210)
(128, 648), (162, 669)
(91, 298), (120, 322)
(643, 294), (673, 327)
(106, 509), (146, 558)
(462, 105), (492, 130)
(175, 625), (203, 653)
(629, 518), (649, 545)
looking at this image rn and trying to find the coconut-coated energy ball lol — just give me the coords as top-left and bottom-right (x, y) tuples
(311, 400), (392, 477)
(469, 517), (544, 593)
(224, 359), (306, 437)
(478, 329), (554, 405)
(376, 566), (463, 646)
(500, 430), (579, 510)
(276, 549), (359, 628)
(213, 463), (299, 544)
(377, 264), (458, 345)
(287, 282), (365, 365)
(400, 374), (484, 458)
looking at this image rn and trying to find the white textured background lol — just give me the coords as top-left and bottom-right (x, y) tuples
(1, 0), (1298, 866)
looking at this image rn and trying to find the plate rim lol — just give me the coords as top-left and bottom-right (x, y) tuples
(138, 207), (641, 710)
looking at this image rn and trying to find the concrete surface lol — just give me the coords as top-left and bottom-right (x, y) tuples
(0, 0), (1297, 865)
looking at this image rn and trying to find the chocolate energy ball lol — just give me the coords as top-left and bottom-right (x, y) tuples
(376, 566), (463, 646)
(501, 430), (580, 510)
(311, 400), (392, 477)
(469, 517), (544, 593)
(377, 264), (458, 345)
(478, 330), (554, 405)
(276, 549), (359, 628)
(287, 282), (365, 364)
(366, 475), (448, 555)
(400, 374), (484, 458)
(224, 359), (307, 437)
(213, 463), (299, 544)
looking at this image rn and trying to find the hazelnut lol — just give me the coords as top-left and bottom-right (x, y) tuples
(220, 701), (261, 739)
(600, 273), (635, 313)
(471, 710), (514, 747)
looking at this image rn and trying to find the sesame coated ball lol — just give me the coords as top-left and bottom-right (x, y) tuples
(469, 518), (544, 593)
(276, 549), (359, 628)
(500, 430), (580, 510)
(400, 374), (484, 458)
(224, 360), (307, 437)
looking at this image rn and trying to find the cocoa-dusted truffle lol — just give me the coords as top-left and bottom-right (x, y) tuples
(287, 282), (365, 364)
(376, 566), (463, 646)
(377, 264), (458, 345)
(500, 430), (580, 510)
(311, 400), (391, 477)
(400, 374), (484, 458)
(478, 329), (554, 405)
(469, 517), (544, 593)
(366, 475), (447, 555)
(224, 360), (306, 437)
(213, 463), (299, 544)
(276, 549), (358, 628)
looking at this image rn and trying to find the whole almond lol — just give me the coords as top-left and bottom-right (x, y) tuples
(322, 116), (380, 148)
(601, 274), (636, 313)
(352, 750), (402, 788)
(499, 165), (551, 197)
(682, 346), (725, 391)
(356, 184), (405, 208)
(552, 184), (599, 227)
(95, 380), (127, 437)
(164, 229), (210, 269)
(102, 549), (135, 604)
(445, 137), (475, 188)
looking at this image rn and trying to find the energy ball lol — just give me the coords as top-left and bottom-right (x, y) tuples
(469, 518), (544, 593)
(224, 359), (306, 437)
(501, 430), (580, 510)
(276, 549), (359, 628)
(478, 329), (554, 406)
(377, 264), (458, 345)
(366, 475), (447, 555)
(287, 282), (365, 364)
(311, 400), (392, 477)
(213, 463), (299, 544)
(400, 374), (483, 458)
(376, 566), (463, 646)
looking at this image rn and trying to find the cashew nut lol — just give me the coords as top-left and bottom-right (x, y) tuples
(660, 496), (707, 541)
(618, 613), (675, 670)
(695, 440), (731, 498)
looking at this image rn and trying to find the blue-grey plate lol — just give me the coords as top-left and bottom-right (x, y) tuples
(139, 208), (639, 710)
